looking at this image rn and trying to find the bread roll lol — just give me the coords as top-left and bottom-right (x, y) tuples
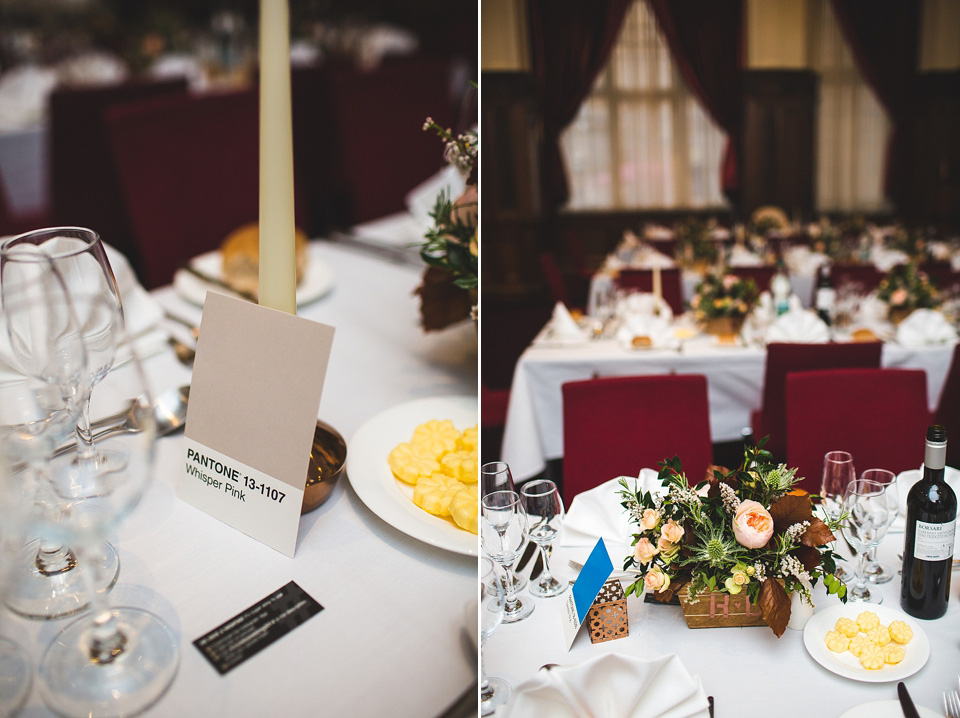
(220, 222), (308, 298)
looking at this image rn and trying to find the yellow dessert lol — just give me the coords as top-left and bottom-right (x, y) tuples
(835, 616), (859, 638)
(824, 613), (914, 671)
(413, 473), (462, 516)
(883, 644), (905, 664)
(412, 434), (458, 461)
(449, 484), (478, 534)
(855, 610), (880, 633)
(824, 630), (850, 653)
(413, 419), (460, 447)
(441, 450), (479, 484)
(458, 425), (479, 452)
(858, 644), (884, 670)
(388, 442), (440, 485)
(889, 620), (913, 645)
(849, 633), (873, 658)
(866, 625), (891, 647)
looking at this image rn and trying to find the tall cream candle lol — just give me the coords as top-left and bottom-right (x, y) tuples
(258, 0), (297, 314)
(652, 264), (662, 301)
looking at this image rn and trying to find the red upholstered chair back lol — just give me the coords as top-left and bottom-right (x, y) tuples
(561, 374), (713, 507)
(753, 341), (883, 461)
(785, 368), (929, 493)
(612, 268), (685, 315)
(49, 78), (189, 280)
(831, 263), (886, 293)
(934, 342), (960, 467)
(728, 266), (777, 293)
(105, 88), (307, 289)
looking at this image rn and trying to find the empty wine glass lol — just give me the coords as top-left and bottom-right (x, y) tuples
(481, 490), (534, 623)
(0, 259), (121, 619)
(480, 462), (525, 593)
(821, 450), (856, 580)
(859, 468), (898, 584)
(479, 557), (508, 716)
(0, 290), (180, 717)
(841, 478), (891, 603)
(520, 479), (567, 597)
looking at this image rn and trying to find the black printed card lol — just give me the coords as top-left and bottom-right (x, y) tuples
(194, 581), (323, 674)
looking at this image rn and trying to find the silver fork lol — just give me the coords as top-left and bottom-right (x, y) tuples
(944, 689), (960, 718)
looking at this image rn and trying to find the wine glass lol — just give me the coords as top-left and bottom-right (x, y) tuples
(859, 468), (898, 584)
(0, 256), (122, 619)
(480, 462), (526, 593)
(520, 479), (568, 597)
(841, 478), (891, 603)
(481, 490), (534, 623)
(821, 450), (856, 579)
(0, 291), (180, 717)
(479, 557), (509, 716)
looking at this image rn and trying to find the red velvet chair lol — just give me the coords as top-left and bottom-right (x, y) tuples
(561, 374), (713, 507)
(728, 266), (777, 293)
(831, 263), (887, 293)
(785, 368), (929, 493)
(751, 341), (883, 462)
(48, 78), (190, 280)
(612, 268), (685, 316)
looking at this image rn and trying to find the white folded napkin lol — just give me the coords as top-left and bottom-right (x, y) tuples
(55, 51), (129, 86)
(764, 308), (830, 344)
(783, 245), (829, 277)
(545, 302), (588, 344)
(561, 471), (661, 551)
(634, 245), (676, 269)
(0, 64), (58, 131)
(617, 292), (673, 320)
(505, 653), (710, 718)
(644, 224), (675, 241)
(870, 247), (910, 272)
(728, 244), (764, 267)
(616, 314), (675, 350)
(895, 308), (958, 346)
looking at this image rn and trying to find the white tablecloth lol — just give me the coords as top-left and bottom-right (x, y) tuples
(501, 333), (955, 481)
(3, 241), (479, 717)
(485, 535), (960, 717)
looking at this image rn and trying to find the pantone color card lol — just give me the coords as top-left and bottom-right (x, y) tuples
(194, 581), (323, 674)
(178, 292), (335, 557)
(560, 538), (614, 650)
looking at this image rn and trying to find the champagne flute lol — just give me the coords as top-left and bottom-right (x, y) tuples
(520, 479), (568, 597)
(479, 557), (509, 716)
(480, 462), (526, 593)
(841, 478), (891, 603)
(481, 490), (534, 623)
(821, 450), (856, 580)
(859, 468), (898, 584)
(0, 259), (121, 619)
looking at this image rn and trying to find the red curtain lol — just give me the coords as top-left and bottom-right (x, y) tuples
(527, 0), (633, 211)
(829, 0), (921, 210)
(646, 0), (745, 204)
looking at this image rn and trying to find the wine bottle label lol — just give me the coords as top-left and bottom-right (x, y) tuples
(912, 518), (956, 560)
(815, 287), (835, 310)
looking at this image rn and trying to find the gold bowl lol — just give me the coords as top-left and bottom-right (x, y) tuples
(301, 420), (347, 514)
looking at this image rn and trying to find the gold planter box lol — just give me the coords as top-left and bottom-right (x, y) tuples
(702, 316), (744, 342)
(677, 583), (767, 629)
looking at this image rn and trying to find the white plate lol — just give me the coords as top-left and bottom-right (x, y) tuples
(839, 700), (940, 718)
(802, 603), (929, 682)
(346, 395), (478, 557)
(172, 242), (335, 307)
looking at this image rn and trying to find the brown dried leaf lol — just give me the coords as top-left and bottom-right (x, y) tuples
(769, 493), (813, 534)
(791, 544), (822, 573)
(800, 517), (835, 547)
(415, 267), (473, 331)
(758, 578), (790, 637)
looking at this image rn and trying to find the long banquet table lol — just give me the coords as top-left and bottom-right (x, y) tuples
(485, 530), (960, 717)
(3, 240), (479, 717)
(501, 331), (957, 482)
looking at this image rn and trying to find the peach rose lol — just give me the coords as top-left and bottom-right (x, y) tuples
(890, 288), (908, 307)
(661, 518), (684, 544)
(639, 508), (661, 531)
(657, 534), (675, 553)
(733, 500), (774, 548)
(633, 537), (659, 564)
(643, 566), (671, 593)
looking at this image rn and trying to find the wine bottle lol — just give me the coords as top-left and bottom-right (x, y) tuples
(814, 262), (835, 327)
(900, 425), (957, 619)
(771, 259), (792, 316)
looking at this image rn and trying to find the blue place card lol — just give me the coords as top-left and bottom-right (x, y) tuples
(560, 538), (614, 650)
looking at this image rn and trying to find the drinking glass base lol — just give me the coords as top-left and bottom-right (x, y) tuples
(38, 607), (180, 718)
(529, 576), (569, 598)
(500, 597), (534, 623)
(4, 541), (120, 620)
(0, 636), (32, 718)
(481, 677), (510, 717)
(865, 563), (894, 584)
(847, 587), (883, 604)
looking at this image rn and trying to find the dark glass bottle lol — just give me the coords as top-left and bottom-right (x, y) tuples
(900, 425), (957, 619)
(814, 262), (835, 327)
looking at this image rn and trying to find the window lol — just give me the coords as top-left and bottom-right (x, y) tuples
(810, 0), (892, 213)
(559, 1), (728, 211)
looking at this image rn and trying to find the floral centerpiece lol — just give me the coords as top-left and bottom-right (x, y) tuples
(673, 217), (718, 269)
(888, 225), (931, 262)
(617, 443), (847, 636)
(749, 205), (789, 237)
(415, 117), (478, 331)
(876, 262), (938, 323)
(689, 269), (758, 337)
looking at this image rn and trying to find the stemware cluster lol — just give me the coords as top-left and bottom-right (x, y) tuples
(821, 450), (899, 604)
(0, 228), (178, 717)
(478, 461), (568, 715)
